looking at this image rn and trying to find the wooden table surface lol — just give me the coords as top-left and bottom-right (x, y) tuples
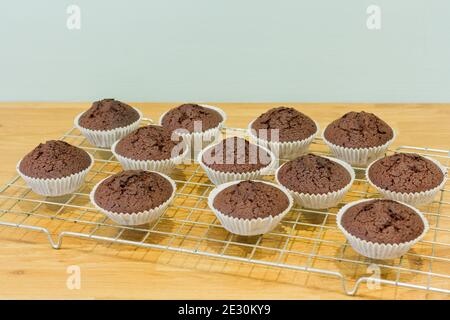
(0, 102), (449, 300)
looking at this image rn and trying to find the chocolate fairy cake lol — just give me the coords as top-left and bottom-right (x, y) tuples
(78, 98), (140, 131)
(324, 111), (393, 148)
(201, 137), (272, 173)
(368, 153), (444, 193)
(161, 104), (223, 133)
(213, 181), (289, 219)
(19, 140), (92, 179)
(93, 170), (173, 214)
(277, 154), (351, 194)
(251, 107), (317, 142)
(115, 125), (183, 161)
(341, 199), (424, 244)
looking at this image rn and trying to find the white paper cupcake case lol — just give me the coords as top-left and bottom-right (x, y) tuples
(366, 156), (448, 207)
(16, 153), (95, 197)
(90, 172), (176, 226)
(208, 180), (294, 236)
(322, 130), (396, 167)
(336, 198), (429, 259)
(74, 107), (143, 148)
(275, 156), (355, 209)
(159, 104), (227, 158)
(247, 120), (320, 160)
(111, 139), (189, 175)
(197, 143), (276, 185)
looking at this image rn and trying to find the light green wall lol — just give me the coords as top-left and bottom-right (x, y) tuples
(1, 0), (449, 102)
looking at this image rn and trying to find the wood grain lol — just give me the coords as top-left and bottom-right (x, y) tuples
(0, 102), (449, 300)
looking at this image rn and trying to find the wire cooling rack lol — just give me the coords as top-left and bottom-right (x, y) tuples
(0, 118), (448, 297)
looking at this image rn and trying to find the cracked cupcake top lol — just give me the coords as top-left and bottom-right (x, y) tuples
(161, 104), (223, 133)
(213, 181), (289, 219)
(19, 140), (92, 179)
(78, 98), (140, 131)
(368, 153), (444, 193)
(324, 111), (393, 148)
(115, 125), (184, 161)
(251, 107), (317, 142)
(341, 199), (424, 244)
(201, 137), (272, 173)
(94, 170), (173, 214)
(277, 154), (351, 194)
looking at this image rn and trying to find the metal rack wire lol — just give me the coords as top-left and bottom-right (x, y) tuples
(0, 119), (448, 296)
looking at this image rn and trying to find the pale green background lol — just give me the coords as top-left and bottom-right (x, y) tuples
(0, 0), (449, 102)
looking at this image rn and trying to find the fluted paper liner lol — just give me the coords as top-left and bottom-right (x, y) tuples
(208, 180), (294, 236)
(198, 143), (276, 185)
(159, 104), (227, 158)
(336, 198), (429, 259)
(275, 156), (355, 209)
(247, 120), (320, 160)
(90, 171), (176, 226)
(17, 153), (94, 197)
(74, 107), (143, 148)
(111, 139), (189, 175)
(322, 129), (396, 167)
(366, 156), (448, 206)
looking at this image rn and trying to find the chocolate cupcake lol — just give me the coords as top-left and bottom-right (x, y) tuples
(337, 199), (428, 259)
(160, 104), (226, 157)
(17, 140), (93, 196)
(367, 153), (447, 206)
(112, 125), (188, 174)
(322, 111), (395, 166)
(90, 170), (176, 225)
(208, 180), (293, 235)
(276, 154), (355, 209)
(198, 137), (275, 185)
(75, 98), (142, 148)
(248, 107), (318, 159)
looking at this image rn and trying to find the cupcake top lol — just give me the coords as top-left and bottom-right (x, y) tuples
(277, 154), (351, 194)
(341, 199), (424, 244)
(78, 98), (140, 131)
(94, 170), (173, 214)
(324, 111), (393, 148)
(19, 140), (91, 179)
(251, 107), (317, 142)
(161, 103), (223, 133)
(201, 137), (272, 173)
(368, 153), (444, 193)
(213, 181), (289, 219)
(115, 125), (184, 161)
